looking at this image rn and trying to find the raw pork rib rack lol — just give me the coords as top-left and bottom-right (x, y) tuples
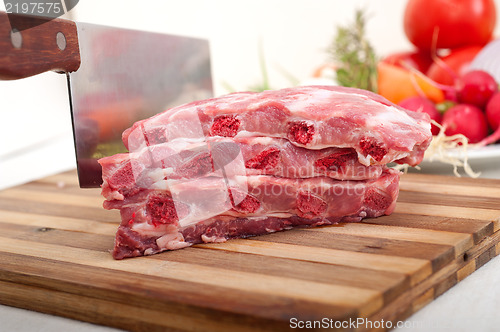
(100, 85), (431, 259)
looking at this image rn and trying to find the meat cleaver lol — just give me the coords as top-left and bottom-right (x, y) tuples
(0, 11), (213, 188)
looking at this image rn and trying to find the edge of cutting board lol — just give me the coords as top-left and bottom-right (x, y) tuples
(0, 170), (499, 332)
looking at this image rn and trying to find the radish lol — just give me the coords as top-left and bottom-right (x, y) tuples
(398, 96), (442, 135)
(477, 92), (500, 146)
(486, 92), (500, 131)
(478, 126), (500, 146)
(456, 70), (498, 109)
(442, 104), (488, 143)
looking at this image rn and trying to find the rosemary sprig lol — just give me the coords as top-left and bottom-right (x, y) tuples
(329, 9), (378, 92)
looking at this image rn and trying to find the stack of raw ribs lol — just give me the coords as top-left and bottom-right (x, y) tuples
(99, 85), (432, 259)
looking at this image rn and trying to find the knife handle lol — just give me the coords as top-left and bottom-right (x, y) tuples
(0, 12), (81, 80)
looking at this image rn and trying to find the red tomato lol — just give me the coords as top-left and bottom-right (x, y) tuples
(404, 0), (496, 50)
(382, 50), (434, 73)
(426, 46), (483, 86)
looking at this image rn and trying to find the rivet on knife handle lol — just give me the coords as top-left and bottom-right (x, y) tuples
(0, 11), (81, 80)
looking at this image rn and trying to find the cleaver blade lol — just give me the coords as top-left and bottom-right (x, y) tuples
(0, 12), (213, 188)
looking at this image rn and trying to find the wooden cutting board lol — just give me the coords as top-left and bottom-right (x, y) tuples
(0, 170), (499, 331)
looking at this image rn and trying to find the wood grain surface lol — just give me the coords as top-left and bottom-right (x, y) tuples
(0, 170), (499, 331)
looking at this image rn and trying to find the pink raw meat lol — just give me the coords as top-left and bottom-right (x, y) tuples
(99, 85), (431, 259)
(99, 136), (385, 201)
(122, 85), (432, 166)
(108, 169), (400, 259)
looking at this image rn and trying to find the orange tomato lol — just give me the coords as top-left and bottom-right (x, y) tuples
(377, 61), (445, 104)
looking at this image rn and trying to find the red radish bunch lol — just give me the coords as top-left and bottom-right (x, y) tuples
(381, 0), (500, 146)
(398, 69), (500, 145)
